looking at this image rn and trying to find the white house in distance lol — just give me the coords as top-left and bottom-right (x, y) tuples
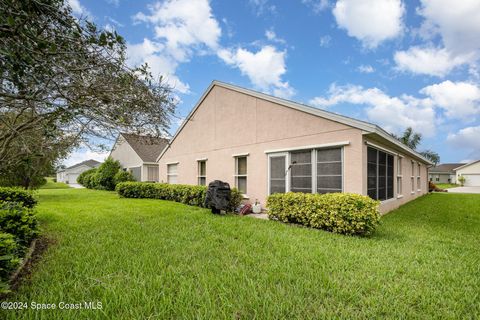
(455, 160), (480, 186)
(110, 133), (169, 182)
(57, 159), (101, 184)
(428, 163), (464, 184)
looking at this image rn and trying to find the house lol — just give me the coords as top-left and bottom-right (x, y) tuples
(57, 159), (101, 184)
(454, 160), (480, 186)
(428, 163), (464, 184)
(157, 81), (433, 214)
(110, 133), (168, 182)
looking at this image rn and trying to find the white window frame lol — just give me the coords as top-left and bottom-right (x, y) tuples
(417, 163), (421, 191)
(411, 161), (415, 194)
(234, 156), (248, 195)
(267, 147), (344, 195)
(167, 163), (178, 184)
(197, 160), (206, 186)
(397, 156), (403, 198)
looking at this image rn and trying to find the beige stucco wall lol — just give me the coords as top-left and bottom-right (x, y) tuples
(456, 161), (480, 186)
(158, 85), (429, 213)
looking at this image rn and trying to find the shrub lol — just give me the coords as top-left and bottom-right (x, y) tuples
(266, 192), (380, 236)
(0, 202), (39, 247)
(77, 168), (97, 187)
(116, 182), (242, 212)
(94, 158), (122, 190)
(0, 232), (20, 292)
(114, 170), (136, 186)
(0, 187), (37, 208)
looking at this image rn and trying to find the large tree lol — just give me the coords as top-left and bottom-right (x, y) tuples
(392, 127), (440, 165)
(0, 0), (176, 186)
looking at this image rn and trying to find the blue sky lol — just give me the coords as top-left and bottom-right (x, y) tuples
(65, 0), (480, 166)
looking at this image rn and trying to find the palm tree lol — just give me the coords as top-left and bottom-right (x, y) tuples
(393, 127), (440, 165)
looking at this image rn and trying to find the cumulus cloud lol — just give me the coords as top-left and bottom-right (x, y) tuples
(309, 84), (437, 136)
(218, 46), (295, 98)
(332, 0), (404, 48)
(447, 126), (480, 158)
(420, 81), (480, 119)
(394, 0), (480, 76)
(66, 0), (91, 17)
(129, 0), (221, 92)
(394, 47), (473, 77)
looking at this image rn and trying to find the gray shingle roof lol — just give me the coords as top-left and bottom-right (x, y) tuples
(121, 133), (169, 162)
(66, 159), (101, 170)
(430, 163), (465, 173)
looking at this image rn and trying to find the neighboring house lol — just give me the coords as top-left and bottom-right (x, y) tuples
(428, 163), (464, 184)
(110, 133), (169, 182)
(56, 160), (101, 184)
(454, 160), (480, 186)
(157, 81), (432, 214)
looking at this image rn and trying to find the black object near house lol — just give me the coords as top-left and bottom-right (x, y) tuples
(205, 180), (231, 214)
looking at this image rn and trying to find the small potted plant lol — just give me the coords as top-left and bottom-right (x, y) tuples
(252, 199), (262, 214)
(458, 175), (466, 186)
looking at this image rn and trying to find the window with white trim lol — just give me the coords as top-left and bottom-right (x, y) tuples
(417, 163), (421, 191)
(290, 150), (312, 193)
(367, 146), (394, 201)
(235, 156), (247, 194)
(411, 161), (415, 193)
(167, 163), (178, 184)
(397, 157), (402, 196)
(316, 148), (342, 194)
(197, 160), (206, 186)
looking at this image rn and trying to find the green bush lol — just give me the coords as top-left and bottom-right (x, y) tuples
(77, 168), (97, 187)
(0, 202), (39, 247)
(0, 187), (37, 208)
(266, 192), (380, 236)
(116, 182), (242, 212)
(0, 232), (21, 292)
(114, 170), (136, 186)
(94, 158), (121, 190)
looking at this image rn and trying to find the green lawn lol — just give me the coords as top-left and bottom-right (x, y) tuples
(435, 183), (459, 189)
(1, 189), (479, 319)
(40, 178), (71, 189)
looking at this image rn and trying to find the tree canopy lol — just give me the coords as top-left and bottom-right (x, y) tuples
(0, 0), (176, 187)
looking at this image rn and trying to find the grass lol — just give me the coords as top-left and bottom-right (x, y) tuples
(435, 183), (459, 189)
(40, 178), (70, 189)
(1, 189), (479, 319)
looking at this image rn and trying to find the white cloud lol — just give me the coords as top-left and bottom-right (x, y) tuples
(319, 35), (331, 48)
(302, 0), (330, 13)
(63, 149), (109, 167)
(332, 0), (404, 48)
(357, 64), (375, 73)
(420, 81), (480, 119)
(249, 0), (277, 16)
(394, 46), (473, 77)
(447, 126), (480, 157)
(129, 0), (221, 92)
(265, 28), (286, 44)
(218, 46), (295, 98)
(309, 84), (437, 136)
(67, 0), (91, 17)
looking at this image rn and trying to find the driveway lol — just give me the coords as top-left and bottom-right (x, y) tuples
(447, 186), (480, 194)
(68, 183), (84, 189)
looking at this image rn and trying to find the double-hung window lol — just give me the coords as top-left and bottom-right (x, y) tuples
(397, 157), (402, 196)
(197, 160), (206, 186)
(411, 161), (415, 193)
(417, 163), (421, 191)
(167, 163), (178, 184)
(367, 146), (394, 201)
(234, 156), (247, 194)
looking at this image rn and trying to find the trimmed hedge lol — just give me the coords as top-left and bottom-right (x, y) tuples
(113, 170), (135, 186)
(116, 182), (243, 212)
(77, 168), (97, 187)
(0, 202), (39, 247)
(0, 187), (37, 208)
(266, 192), (380, 236)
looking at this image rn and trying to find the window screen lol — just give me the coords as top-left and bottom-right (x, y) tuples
(317, 148), (342, 194)
(167, 164), (178, 184)
(235, 156), (247, 194)
(270, 156), (286, 194)
(198, 161), (206, 186)
(367, 147), (394, 201)
(290, 150), (312, 193)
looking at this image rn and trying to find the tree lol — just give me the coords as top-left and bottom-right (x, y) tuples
(0, 0), (176, 180)
(392, 127), (440, 165)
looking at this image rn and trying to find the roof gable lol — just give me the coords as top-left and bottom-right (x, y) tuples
(66, 159), (101, 170)
(157, 81), (433, 164)
(454, 160), (480, 171)
(121, 133), (169, 162)
(430, 163), (465, 173)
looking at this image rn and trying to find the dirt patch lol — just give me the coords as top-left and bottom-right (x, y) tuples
(1, 236), (56, 298)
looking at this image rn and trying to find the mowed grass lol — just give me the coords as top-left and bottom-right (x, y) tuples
(40, 178), (70, 189)
(435, 183), (459, 189)
(1, 189), (479, 319)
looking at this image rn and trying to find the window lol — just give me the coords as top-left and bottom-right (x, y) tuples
(417, 163), (421, 191)
(197, 160), (206, 186)
(290, 150), (312, 193)
(146, 165), (159, 182)
(397, 157), (402, 196)
(269, 154), (287, 194)
(317, 148), (342, 194)
(167, 163), (178, 184)
(436, 177), (439, 182)
(411, 161), (415, 193)
(367, 147), (394, 201)
(235, 156), (247, 194)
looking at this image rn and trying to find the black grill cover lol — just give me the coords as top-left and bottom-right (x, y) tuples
(205, 180), (231, 212)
